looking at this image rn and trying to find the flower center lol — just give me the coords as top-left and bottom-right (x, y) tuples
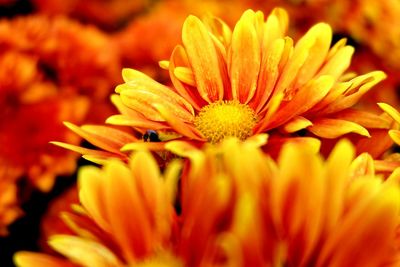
(194, 100), (257, 143)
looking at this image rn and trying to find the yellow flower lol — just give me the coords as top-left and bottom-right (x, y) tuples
(108, 8), (386, 150)
(14, 138), (400, 266)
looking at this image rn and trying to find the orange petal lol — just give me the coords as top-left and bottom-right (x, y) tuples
(330, 109), (391, 129)
(78, 166), (110, 232)
(153, 103), (204, 141)
(182, 15), (225, 102)
(169, 46), (207, 111)
(294, 23), (332, 86)
(308, 118), (370, 138)
(319, 71), (386, 114)
(229, 10), (261, 103)
(63, 122), (136, 154)
(104, 160), (152, 261)
(14, 252), (76, 267)
(267, 75), (333, 130)
(251, 38), (286, 112)
(106, 115), (168, 131)
(50, 141), (123, 159)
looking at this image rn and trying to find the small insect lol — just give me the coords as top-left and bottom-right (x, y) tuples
(143, 130), (161, 142)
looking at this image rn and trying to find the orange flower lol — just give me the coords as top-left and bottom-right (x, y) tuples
(0, 51), (89, 192)
(14, 138), (400, 266)
(0, 14), (122, 193)
(107, 8), (386, 152)
(0, 15), (121, 122)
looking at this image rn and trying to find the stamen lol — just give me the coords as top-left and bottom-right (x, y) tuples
(194, 100), (257, 143)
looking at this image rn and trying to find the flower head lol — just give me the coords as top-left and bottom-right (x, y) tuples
(14, 138), (400, 266)
(108, 8), (386, 152)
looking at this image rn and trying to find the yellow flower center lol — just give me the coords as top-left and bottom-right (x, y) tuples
(194, 100), (257, 143)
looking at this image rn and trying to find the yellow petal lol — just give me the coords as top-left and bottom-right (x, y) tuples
(14, 252), (75, 267)
(389, 130), (400, 145)
(153, 103), (204, 140)
(48, 235), (123, 267)
(378, 102), (400, 123)
(103, 160), (153, 262)
(280, 116), (313, 133)
(308, 118), (370, 138)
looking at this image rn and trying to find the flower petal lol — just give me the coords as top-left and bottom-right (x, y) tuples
(280, 116), (313, 133)
(229, 10), (261, 103)
(308, 118), (370, 138)
(153, 103), (204, 140)
(182, 15), (225, 102)
(48, 235), (123, 267)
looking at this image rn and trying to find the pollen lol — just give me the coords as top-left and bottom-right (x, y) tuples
(194, 100), (258, 143)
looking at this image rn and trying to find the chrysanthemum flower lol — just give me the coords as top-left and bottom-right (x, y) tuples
(0, 15), (121, 122)
(0, 14), (122, 193)
(14, 138), (400, 266)
(107, 8), (386, 152)
(0, 51), (89, 192)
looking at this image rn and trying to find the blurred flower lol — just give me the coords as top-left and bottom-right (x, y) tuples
(0, 14), (121, 122)
(0, 177), (22, 236)
(30, 0), (150, 31)
(0, 14), (122, 233)
(0, 51), (88, 192)
(106, 8), (387, 154)
(14, 138), (400, 266)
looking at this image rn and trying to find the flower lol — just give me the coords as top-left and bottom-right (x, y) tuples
(0, 50), (89, 192)
(14, 138), (400, 266)
(0, 14), (122, 193)
(107, 8), (386, 151)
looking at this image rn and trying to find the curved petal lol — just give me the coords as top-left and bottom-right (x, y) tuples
(182, 15), (225, 103)
(308, 118), (370, 139)
(48, 235), (123, 267)
(14, 252), (77, 267)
